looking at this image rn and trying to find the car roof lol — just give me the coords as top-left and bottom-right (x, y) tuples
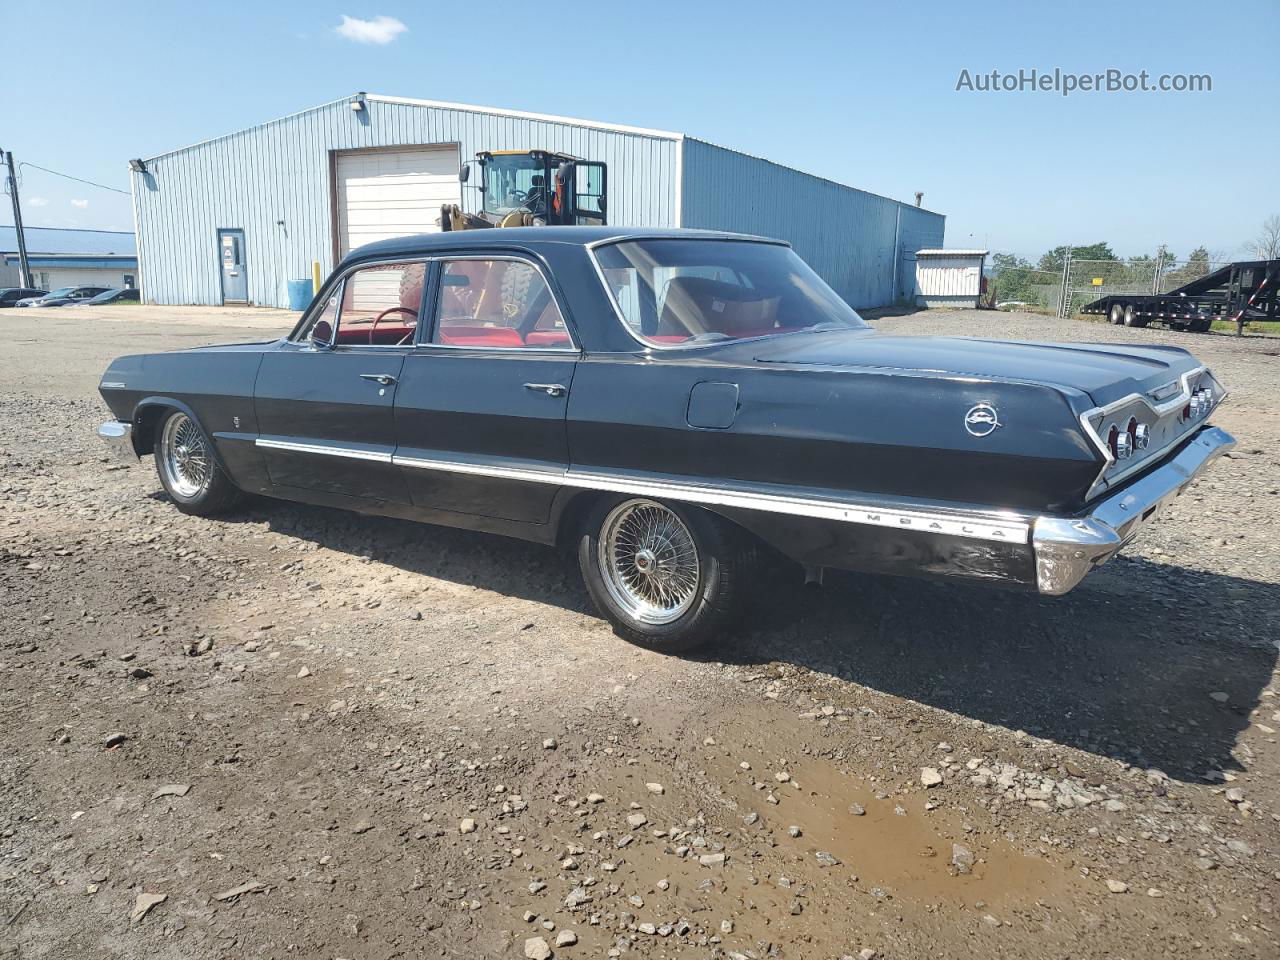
(342, 226), (784, 266)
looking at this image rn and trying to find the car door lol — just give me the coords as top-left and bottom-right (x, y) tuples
(393, 255), (577, 524)
(254, 259), (428, 504)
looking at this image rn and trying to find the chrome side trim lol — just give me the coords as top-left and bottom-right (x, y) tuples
(394, 454), (565, 486)
(261, 438), (1031, 544)
(561, 470), (1030, 543)
(1033, 425), (1235, 594)
(1079, 365), (1226, 500)
(100, 381), (127, 390)
(255, 437), (393, 464)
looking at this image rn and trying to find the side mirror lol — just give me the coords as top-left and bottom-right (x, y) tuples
(310, 319), (334, 350)
(458, 164), (470, 183)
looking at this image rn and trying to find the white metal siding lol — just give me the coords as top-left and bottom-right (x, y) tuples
(335, 146), (460, 255)
(6, 265), (137, 290)
(916, 253), (983, 299)
(132, 97), (680, 307)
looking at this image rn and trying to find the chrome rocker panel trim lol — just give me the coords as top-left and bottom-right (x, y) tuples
(257, 438), (1032, 544)
(1032, 425), (1235, 595)
(97, 419), (137, 463)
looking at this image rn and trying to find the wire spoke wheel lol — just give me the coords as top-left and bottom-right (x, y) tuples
(159, 412), (212, 499)
(597, 500), (701, 625)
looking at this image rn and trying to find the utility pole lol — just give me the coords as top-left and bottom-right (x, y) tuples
(3, 150), (32, 288)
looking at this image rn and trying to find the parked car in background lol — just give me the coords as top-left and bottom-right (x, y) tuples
(96, 227), (1234, 652)
(19, 286), (111, 307)
(0, 287), (48, 308)
(75, 287), (140, 306)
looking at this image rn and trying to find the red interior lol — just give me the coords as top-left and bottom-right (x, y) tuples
(332, 323), (572, 349)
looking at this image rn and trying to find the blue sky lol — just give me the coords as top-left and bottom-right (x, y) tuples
(3, 0), (1276, 260)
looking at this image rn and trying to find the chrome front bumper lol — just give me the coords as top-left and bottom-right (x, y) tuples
(98, 420), (137, 463)
(1032, 426), (1235, 595)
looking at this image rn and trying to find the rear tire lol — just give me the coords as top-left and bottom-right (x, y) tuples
(154, 409), (243, 516)
(577, 497), (755, 653)
(1123, 305), (1148, 328)
(1109, 303), (1125, 325)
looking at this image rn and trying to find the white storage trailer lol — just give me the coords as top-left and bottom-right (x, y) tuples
(913, 249), (988, 308)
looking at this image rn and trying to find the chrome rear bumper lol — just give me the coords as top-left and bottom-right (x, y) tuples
(98, 420), (137, 463)
(1032, 426), (1235, 595)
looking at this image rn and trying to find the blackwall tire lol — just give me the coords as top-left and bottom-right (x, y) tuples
(577, 497), (755, 653)
(154, 409), (243, 516)
(1109, 303), (1125, 325)
(1124, 305), (1148, 328)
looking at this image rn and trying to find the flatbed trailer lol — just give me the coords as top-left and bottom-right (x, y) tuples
(1081, 258), (1279, 334)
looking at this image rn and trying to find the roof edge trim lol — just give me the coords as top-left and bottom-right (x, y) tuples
(366, 94), (684, 140)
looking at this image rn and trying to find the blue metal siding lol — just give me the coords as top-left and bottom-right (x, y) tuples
(133, 98), (680, 307)
(679, 138), (944, 309)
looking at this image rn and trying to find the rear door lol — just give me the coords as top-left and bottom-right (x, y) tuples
(393, 255), (577, 524)
(254, 259), (427, 504)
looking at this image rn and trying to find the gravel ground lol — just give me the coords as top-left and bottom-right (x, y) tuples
(2, 306), (1277, 960)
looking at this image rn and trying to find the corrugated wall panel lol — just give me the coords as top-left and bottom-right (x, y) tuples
(133, 98), (680, 307)
(679, 138), (944, 310)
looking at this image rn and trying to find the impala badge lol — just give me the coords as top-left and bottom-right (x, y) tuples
(965, 403), (1001, 438)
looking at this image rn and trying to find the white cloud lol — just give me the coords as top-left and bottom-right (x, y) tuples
(335, 14), (407, 44)
(28, 196), (48, 207)
(70, 198), (89, 208)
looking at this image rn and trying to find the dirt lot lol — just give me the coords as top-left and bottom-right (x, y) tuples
(2, 305), (1278, 960)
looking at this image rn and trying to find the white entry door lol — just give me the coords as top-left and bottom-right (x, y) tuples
(335, 146), (461, 256)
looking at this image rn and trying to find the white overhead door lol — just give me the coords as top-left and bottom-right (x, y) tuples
(335, 146), (461, 256)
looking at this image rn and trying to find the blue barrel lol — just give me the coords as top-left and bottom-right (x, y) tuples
(286, 279), (313, 311)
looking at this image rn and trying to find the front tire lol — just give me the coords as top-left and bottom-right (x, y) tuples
(154, 409), (243, 516)
(577, 498), (754, 653)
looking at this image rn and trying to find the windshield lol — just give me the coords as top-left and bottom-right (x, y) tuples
(44, 287), (76, 298)
(482, 154), (548, 217)
(592, 238), (868, 346)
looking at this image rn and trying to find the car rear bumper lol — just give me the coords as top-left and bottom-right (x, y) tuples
(1031, 425), (1235, 595)
(98, 420), (137, 463)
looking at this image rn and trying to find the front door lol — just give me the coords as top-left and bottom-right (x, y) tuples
(394, 256), (577, 524)
(218, 229), (248, 303)
(253, 260), (428, 504)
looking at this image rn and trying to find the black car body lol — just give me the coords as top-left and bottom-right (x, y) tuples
(97, 228), (1234, 649)
(76, 287), (141, 306)
(23, 285), (111, 307)
(0, 287), (47, 307)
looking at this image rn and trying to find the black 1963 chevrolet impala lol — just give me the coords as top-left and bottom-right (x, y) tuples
(97, 228), (1234, 651)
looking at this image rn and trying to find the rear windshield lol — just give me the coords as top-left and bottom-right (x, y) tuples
(592, 238), (867, 347)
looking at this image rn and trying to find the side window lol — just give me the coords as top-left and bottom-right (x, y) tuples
(336, 261), (427, 347)
(430, 259), (572, 349)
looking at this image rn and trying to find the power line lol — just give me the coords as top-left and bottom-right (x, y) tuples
(17, 161), (130, 196)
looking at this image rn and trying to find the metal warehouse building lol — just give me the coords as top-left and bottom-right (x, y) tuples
(1, 226), (138, 291)
(131, 93), (944, 310)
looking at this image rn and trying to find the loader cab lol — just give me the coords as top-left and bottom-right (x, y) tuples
(462, 150), (607, 226)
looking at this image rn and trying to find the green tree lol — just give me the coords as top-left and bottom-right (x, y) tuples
(1037, 242), (1118, 272)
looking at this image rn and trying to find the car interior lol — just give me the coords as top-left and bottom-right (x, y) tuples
(330, 259), (572, 349)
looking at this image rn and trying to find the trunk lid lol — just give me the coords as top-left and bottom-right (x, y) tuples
(751, 331), (1201, 407)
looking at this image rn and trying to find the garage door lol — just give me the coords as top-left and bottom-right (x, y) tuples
(335, 146), (461, 256)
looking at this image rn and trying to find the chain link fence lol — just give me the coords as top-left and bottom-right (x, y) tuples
(988, 252), (1235, 319)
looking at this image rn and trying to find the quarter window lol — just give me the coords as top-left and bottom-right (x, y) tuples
(430, 259), (572, 349)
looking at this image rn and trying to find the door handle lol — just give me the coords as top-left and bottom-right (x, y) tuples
(523, 382), (566, 397)
(360, 373), (398, 386)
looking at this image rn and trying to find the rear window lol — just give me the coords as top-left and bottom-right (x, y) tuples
(591, 239), (867, 347)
